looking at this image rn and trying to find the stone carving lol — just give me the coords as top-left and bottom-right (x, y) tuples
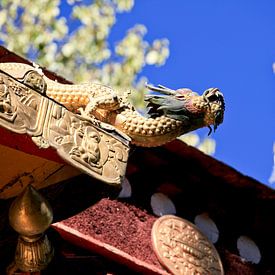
(0, 68), (129, 186)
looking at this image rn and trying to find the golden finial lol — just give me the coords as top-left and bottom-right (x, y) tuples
(8, 185), (54, 273)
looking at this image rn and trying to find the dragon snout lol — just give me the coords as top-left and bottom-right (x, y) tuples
(203, 88), (225, 135)
(203, 88), (225, 109)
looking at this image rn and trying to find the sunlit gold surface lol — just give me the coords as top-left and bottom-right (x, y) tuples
(0, 67), (129, 186)
(9, 185), (54, 272)
(9, 185), (53, 236)
(152, 215), (224, 275)
(15, 234), (54, 272)
(0, 62), (225, 149)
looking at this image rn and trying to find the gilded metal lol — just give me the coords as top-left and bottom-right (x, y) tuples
(0, 62), (225, 148)
(151, 215), (224, 275)
(8, 185), (54, 272)
(0, 65), (130, 186)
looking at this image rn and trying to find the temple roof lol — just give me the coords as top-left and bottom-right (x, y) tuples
(0, 46), (274, 274)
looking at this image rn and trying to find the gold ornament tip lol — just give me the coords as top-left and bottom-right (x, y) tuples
(9, 184), (53, 236)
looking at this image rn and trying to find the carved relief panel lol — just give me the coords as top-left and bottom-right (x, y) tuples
(0, 69), (129, 186)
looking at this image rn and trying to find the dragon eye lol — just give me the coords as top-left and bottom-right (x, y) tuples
(176, 95), (185, 99)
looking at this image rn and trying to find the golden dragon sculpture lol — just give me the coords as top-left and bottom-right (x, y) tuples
(0, 62), (225, 147)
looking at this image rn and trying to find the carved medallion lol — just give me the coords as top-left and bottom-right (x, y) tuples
(0, 68), (130, 186)
(152, 215), (224, 275)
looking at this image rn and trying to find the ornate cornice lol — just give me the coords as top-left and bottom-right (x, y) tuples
(0, 68), (130, 186)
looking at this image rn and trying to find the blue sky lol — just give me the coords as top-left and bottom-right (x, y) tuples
(109, 0), (275, 186)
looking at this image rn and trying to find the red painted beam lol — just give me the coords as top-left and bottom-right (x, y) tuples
(0, 127), (65, 164)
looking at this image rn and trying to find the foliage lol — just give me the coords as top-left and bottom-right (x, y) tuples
(178, 133), (216, 155)
(0, 0), (168, 85)
(0, 0), (216, 155)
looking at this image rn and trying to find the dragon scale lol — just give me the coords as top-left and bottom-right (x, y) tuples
(0, 63), (225, 147)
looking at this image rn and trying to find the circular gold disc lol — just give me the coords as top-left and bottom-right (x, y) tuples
(151, 215), (224, 275)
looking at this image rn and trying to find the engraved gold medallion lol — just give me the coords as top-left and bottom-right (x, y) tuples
(151, 215), (224, 275)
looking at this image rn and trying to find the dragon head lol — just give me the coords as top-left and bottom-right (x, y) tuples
(144, 83), (225, 135)
(202, 88), (225, 134)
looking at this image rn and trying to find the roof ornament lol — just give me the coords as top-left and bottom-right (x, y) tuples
(7, 185), (54, 273)
(0, 62), (225, 186)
